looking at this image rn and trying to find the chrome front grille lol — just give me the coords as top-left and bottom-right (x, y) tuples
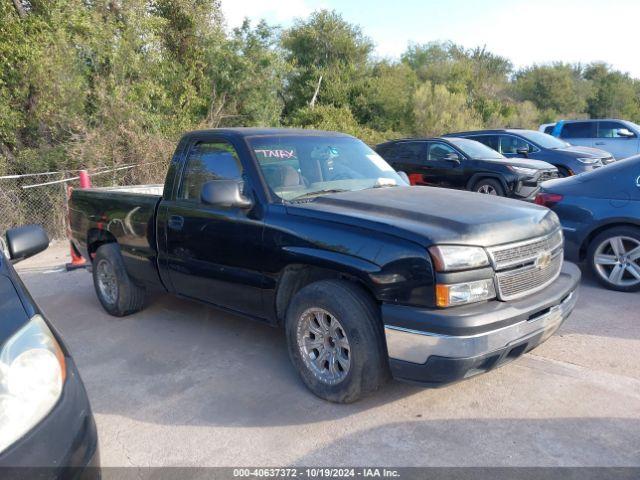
(495, 251), (563, 300)
(489, 229), (563, 270)
(488, 229), (564, 300)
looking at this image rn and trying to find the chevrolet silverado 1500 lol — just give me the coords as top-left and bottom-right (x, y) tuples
(69, 128), (580, 403)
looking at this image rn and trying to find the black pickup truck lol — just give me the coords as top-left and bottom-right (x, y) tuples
(69, 128), (581, 403)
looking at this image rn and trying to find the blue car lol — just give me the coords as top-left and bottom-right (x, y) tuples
(536, 156), (640, 292)
(446, 129), (615, 177)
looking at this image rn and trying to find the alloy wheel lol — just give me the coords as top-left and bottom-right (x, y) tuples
(593, 235), (640, 288)
(297, 308), (351, 385)
(477, 184), (498, 195)
(96, 258), (118, 304)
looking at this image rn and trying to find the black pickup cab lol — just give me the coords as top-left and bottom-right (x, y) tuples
(69, 128), (580, 403)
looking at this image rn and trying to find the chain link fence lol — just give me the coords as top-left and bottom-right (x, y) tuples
(0, 161), (168, 239)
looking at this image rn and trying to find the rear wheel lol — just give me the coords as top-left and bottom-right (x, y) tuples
(285, 280), (389, 403)
(473, 178), (505, 196)
(587, 226), (640, 292)
(92, 243), (146, 316)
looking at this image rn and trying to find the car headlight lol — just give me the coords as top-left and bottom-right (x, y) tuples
(576, 157), (600, 164)
(435, 278), (496, 307)
(508, 165), (538, 176)
(0, 315), (65, 454)
(428, 245), (490, 272)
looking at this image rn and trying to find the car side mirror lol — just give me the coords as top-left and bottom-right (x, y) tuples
(445, 153), (461, 164)
(5, 225), (49, 262)
(201, 179), (253, 209)
(396, 171), (410, 185)
(516, 147), (530, 157)
(618, 129), (636, 138)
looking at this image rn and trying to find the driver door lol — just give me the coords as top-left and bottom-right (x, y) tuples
(161, 137), (265, 317)
(420, 142), (465, 188)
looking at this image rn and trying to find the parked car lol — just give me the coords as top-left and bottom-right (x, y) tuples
(445, 129), (615, 177)
(69, 128), (580, 403)
(0, 225), (99, 476)
(375, 137), (558, 200)
(536, 155), (640, 292)
(540, 119), (640, 160)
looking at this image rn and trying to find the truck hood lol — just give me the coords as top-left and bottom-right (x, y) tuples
(286, 187), (558, 248)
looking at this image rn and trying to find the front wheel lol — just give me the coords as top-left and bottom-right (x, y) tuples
(285, 280), (389, 403)
(587, 226), (640, 292)
(473, 178), (505, 196)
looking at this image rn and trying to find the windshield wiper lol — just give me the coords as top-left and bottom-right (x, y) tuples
(290, 188), (349, 201)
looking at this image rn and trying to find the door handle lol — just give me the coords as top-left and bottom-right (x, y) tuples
(168, 215), (184, 231)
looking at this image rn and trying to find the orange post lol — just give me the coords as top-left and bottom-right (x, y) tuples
(66, 170), (91, 270)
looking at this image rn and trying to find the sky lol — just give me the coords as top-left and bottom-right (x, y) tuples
(221, 0), (640, 78)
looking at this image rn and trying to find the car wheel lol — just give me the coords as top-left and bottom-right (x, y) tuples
(474, 178), (505, 196)
(587, 226), (640, 292)
(285, 279), (389, 403)
(92, 243), (146, 316)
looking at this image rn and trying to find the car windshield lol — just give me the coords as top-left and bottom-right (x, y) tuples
(447, 138), (504, 159)
(247, 135), (407, 201)
(517, 130), (570, 149)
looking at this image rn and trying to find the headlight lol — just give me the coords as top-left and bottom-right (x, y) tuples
(0, 315), (65, 454)
(576, 157), (600, 164)
(508, 165), (538, 176)
(436, 278), (496, 307)
(428, 245), (490, 272)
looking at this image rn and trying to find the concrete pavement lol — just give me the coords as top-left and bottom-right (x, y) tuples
(15, 242), (640, 467)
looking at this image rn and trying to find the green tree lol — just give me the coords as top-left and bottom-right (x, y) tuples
(512, 63), (591, 117)
(584, 63), (640, 120)
(281, 10), (372, 115)
(413, 82), (482, 136)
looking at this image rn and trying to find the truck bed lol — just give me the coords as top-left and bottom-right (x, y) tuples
(68, 184), (164, 290)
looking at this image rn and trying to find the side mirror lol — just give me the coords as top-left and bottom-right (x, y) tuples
(5, 225), (49, 262)
(201, 179), (253, 209)
(618, 128), (635, 138)
(396, 171), (410, 185)
(516, 147), (530, 157)
(445, 152), (461, 164)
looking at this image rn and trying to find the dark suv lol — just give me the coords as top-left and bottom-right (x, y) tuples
(445, 129), (614, 177)
(375, 137), (558, 200)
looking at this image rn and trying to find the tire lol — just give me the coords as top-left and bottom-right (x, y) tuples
(285, 279), (389, 403)
(587, 226), (640, 292)
(92, 243), (146, 316)
(473, 178), (505, 196)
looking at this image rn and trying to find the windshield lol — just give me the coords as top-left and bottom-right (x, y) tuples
(247, 135), (407, 201)
(447, 138), (504, 159)
(517, 130), (570, 149)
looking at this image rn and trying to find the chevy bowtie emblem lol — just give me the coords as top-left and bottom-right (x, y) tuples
(536, 251), (552, 269)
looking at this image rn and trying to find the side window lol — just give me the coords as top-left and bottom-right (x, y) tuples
(179, 141), (243, 201)
(473, 135), (500, 151)
(388, 142), (426, 164)
(597, 121), (637, 138)
(499, 135), (532, 154)
(560, 122), (594, 139)
(544, 125), (554, 134)
(428, 142), (458, 161)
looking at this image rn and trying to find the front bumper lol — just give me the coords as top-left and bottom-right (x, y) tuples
(0, 357), (100, 479)
(384, 262), (581, 385)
